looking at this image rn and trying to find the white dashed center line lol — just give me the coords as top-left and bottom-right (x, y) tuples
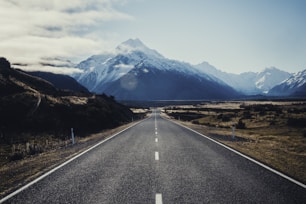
(156, 193), (163, 204)
(155, 152), (159, 160)
(154, 111), (162, 204)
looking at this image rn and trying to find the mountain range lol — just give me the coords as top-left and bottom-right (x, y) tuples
(3, 39), (305, 100)
(74, 39), (240, 100)
(74, 39), (306, 99)
(195, 62), (293, 95)
(268, 69), (306, 97)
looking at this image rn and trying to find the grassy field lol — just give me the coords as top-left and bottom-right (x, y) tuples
(0, 108), (150, 199)
(0, 123), (136, 198)
(164, 101), (306, 184)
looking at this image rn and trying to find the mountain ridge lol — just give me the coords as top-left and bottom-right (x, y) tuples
(26, 71), (89, 93)
(75, 39), (241, 100)
(268, 69), (306, 97)
(195, 62), (292, 95)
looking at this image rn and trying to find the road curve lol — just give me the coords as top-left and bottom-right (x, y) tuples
(1, 110), (305, 203)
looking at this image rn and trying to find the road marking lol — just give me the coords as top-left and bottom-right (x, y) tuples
(170, 119), (306, 189)
(156, 193), (163, 204)
(155, 131), (158, 135)
(0, 119), (148, 203)
(155, 152), (159, 160)
(155, 138), (158, 143)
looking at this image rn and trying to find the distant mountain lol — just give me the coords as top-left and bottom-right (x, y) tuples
(0, 57), (134, 143)
(195, 62), (292, 95)
(26, 71), (89, 93)
(255, 67), (292, 93)
(75, 39), (240, 100)
(268, 69), (306, 97)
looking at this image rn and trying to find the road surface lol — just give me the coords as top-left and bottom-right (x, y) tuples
(1, 110), (306, 203)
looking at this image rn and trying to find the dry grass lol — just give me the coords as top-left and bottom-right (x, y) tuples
(0, 122), (135, 199)
(164, 101), (306, 184)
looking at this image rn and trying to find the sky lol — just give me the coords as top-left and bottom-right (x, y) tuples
(0, 0), (306, 74)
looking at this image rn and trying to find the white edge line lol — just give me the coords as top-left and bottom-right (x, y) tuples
(169, 119), (306, 189)
(0, 119), (147, 203)
(155, 193), (163, 204)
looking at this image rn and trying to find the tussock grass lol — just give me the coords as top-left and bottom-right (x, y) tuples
(165, 101), (306, 184)
(0, 122), (136, 198)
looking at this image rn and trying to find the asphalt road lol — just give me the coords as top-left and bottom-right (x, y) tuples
(2, 110), (306, 203)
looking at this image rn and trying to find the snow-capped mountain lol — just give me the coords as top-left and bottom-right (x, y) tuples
(255, 67), (292, 93)
(268, 69), (306, 96)
(195, 62), (292, 95)
(76, 39), (166, 92)
(75, 39), (240, 100)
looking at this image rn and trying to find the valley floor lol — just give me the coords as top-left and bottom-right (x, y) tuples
(163, 100), (306, 184)
(1, 102), (305, 199)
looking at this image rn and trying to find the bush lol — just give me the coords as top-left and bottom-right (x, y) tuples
(217, 114), (231, 122)
(9, 152), (24, 161)
(192, 120), (200, 125)
(236, 119), (246, 129)
(243, 111), (252, 119)
(287, 118), (306, 127)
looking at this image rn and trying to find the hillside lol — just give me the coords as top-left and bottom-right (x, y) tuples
(26, 71), (89, 93)
(0, 57), (134, 144)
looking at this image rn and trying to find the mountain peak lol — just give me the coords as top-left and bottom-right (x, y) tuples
(261, 66), (282, 73)
(116, 38), (163, 58)
(121, 38), (145, 48)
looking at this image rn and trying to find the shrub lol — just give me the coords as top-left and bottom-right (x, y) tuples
(9, 152), (24, 161)
(236, 119), (246, 129)
(243, 111), (252, 119)
(217, 114), (231, 122)
(287, 118), (306, 127)
(192, 120), (200, 125)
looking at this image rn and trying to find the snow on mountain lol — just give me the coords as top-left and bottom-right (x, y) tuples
(76, 53), (135, 91)
(75, 38), (210, 92)
(75, 39), (170, 92)
(255, 67), (292, 93)
(268, 69), (306, 96)
(74, 39), (240, 100)
(195, 62), (292, 95)
(115, 38), (163, 59)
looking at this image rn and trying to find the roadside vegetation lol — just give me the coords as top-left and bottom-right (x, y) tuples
(0, 57), (151, 198)
(164, 101), (306, 184)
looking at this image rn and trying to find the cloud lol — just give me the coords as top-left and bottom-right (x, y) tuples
(0, 0), (132, 73)
(114, 64), (135, 69)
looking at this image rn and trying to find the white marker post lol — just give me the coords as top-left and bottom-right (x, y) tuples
(71, 128), (75, 145)
(232, 126), (236, 140)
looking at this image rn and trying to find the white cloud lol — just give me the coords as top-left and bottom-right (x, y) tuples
(114, 64), (134, 69)
(14, 65), (83, 75)
(0, 0), (132, 73)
